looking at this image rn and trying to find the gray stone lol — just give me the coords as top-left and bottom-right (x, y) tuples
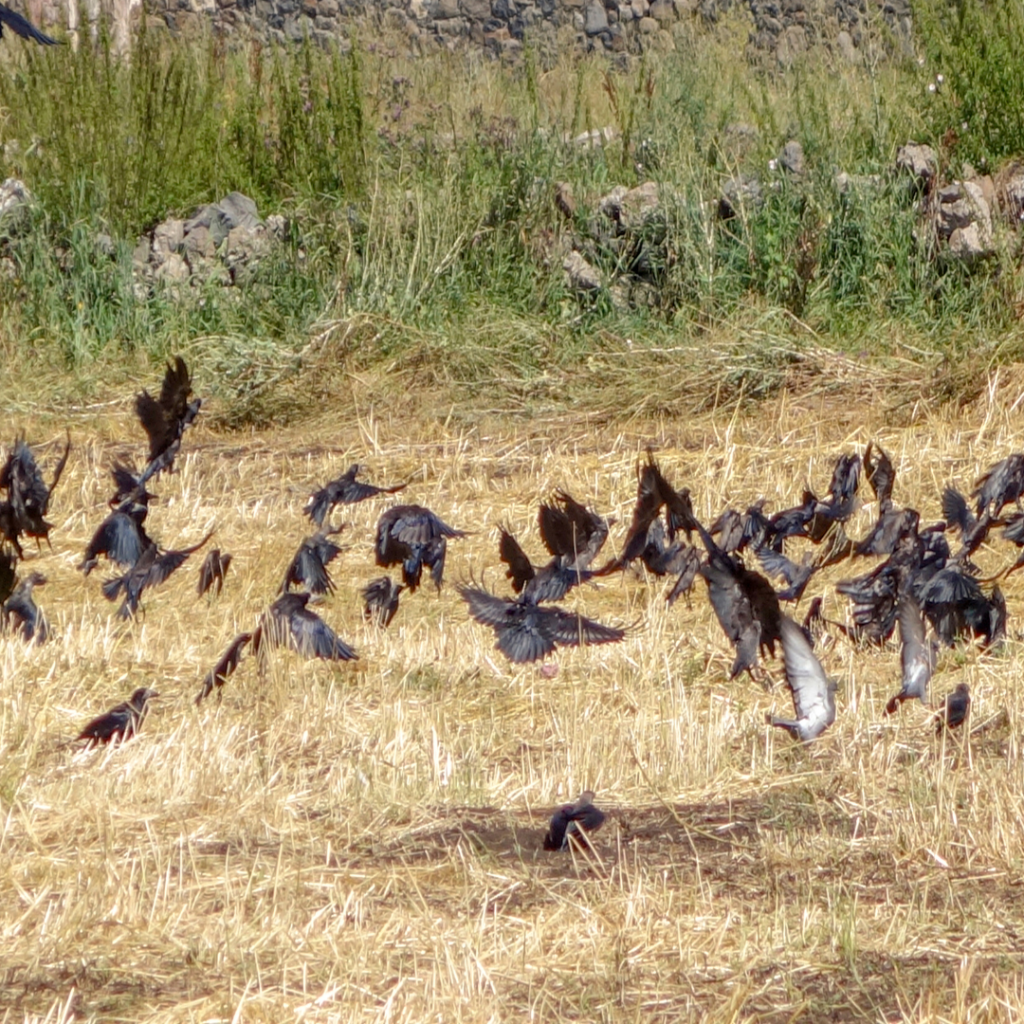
(779, 139), (805, 176)
(584, 0), (608, 33)
(155, 252), (190, 285)
(461, 0), (490, 18)
(617, 181), (663, 230)
(776, 24), (807, 63)
(649, 0), (673, 20)
(598, 184), (629, 220)
(896, 142), (938, 186)
(563, 250), (603, 291)
(719, 174), (763, 218)
(435, 0), (458, 15)
(638, 14), (656, 31)
(0, 177), (32, 221)
(836, 29), (856, 61)
(153, 217), (184, 258)
(996, 160), (1024, 222)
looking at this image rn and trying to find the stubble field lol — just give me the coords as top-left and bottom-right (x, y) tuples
(3, 382), (1024, 1023)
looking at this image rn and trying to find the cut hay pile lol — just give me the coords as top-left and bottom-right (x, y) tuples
(3, 384), (1024, 1023)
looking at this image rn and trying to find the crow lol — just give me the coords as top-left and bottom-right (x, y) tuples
(362, 576), (403, 628)
(135, 356), (201, 475)
(756, 547), (816, 602)
(941, 486), (994, 557)
(807, 452), (861, 535)
(498, 525), (596, 604)
(767, 615), (837, 741)
(305, 464), (406, 526)
(543, 791), (606, 850)
(972, 454), (1024, 517)
(458, 584), (626, 664)
(695, 522), (781, 679)
(197, 548), (233, 597)
(0, 431), (70, 552)
(934, 682), (971, 734)
(77, 688), (158, 746)
(375, 504), (466, 591)
(0, 3), (59, 44)
(102, 532), (213, 619)
(2, 570), (47, 642)
(884, 596), (935, 715)
(252, 592), (357, 661)
(280, 527), (344, 595)
(0, 546), (15, 605)
(864, 441), (895, 511)
(195, 632), (254, 704)
(539, 489), (613, 571)
(79, 499), (152, 575)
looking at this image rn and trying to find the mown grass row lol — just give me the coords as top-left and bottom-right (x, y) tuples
(1, 0), (1023, 419)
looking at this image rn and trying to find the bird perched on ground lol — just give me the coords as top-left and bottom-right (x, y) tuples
(375, 504), (466, 591)
(280, 527), (345, 595)
(305, 464), (406, 526)
(884, 596), (935, 715)
(0, 3), (59, 44)
(253, 592), (358, 661)
(0, 432), (70, 554)
(458, 584), (626, 664)
(135, 356), (201, 476)
(103, 532), (213, 619)
(76, 688), (158, 746)
(197, 548), (232, 597)
(195, 632), (254, 704)
(362, 576), (403, 628)
(2, 570), (48, 642)
(934, 682), (971, 734)
(543, 791), (606, 850)
(767, 615), (837, 741)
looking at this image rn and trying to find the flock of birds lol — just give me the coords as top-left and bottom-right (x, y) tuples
(1, 355), (1014, 845)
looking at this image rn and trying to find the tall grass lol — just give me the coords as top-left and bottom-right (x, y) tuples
(0, 12), (1020, 417)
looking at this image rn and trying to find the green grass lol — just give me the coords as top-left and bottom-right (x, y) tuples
(1, 4), (1023, 421)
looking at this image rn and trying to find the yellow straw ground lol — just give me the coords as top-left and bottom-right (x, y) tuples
(3, 384), (1024, 1022)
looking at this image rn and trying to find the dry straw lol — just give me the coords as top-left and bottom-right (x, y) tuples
(3, 375), (1024, 1022)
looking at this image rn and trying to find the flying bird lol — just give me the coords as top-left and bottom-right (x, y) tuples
(78, 499), (152, 575)
(102, 532), (213, 619)
(864, 441), (895, 511)
(0, 431), (70, 553)
(197, 548), (233, 597)
(253, 592), (357, 662)
(756, 547), (816, 602)
(885, 596), (935, 715)
(305, 464), (406, 526)
(972, 454), (1024, 517)
(498, 525), (596, 603)
(280, 527), (344, 595)
(135, 356), (201, 475)
(0, 3), (59, 44)
(458, 584), (626, 664)
(767, 615), (837, 741)
(375, 504), (466, 591)
(543, 791), (606, 850)
(362, 576), (403, 628)
(76, 688), (158, 746)
(2, 570), (47, 642)
(934, 682), (971, 734)
(195, 632), (254, 704)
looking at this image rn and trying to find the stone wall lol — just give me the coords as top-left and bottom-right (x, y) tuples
(26, 0), (912, 59)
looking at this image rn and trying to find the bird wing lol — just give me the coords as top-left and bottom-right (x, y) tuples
(756, 546), (801, 587)
(0, 4), (59, 43)
(538, 501), (574, 558)
(288, 604), (357, 660)
(780, 615), (834, 728)
(666, 547), (701, 606)
(86, 511), (146, 567)
(196, 631), (254, 703)
(197, 549), (219, 596)
(146, 533), (212, 589)
(546, 607), (626, 648)
(135, 390), (171, 461)
(159, 356), (193, 423)
(499, 526), (535, 592)
(828, 453), (862, 504)
(459, 585), (517, 628)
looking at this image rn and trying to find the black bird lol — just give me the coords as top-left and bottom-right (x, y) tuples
(695, 523), (781, 679)
(498, 525), (596, 604)
(543, 791), (606, 850)
(0, 432), (70, 552)
(972, 454), (1024, 517)
(375, 504), (466, 591)
(281, 528), (344, 595)
(539, 489), (613, 571)
(458, 584), (626, 664)
(885, 596), (935, 715)
(195, 632), (254, 704)
(856, 506), (919, 558)
(864, 441), (895, 511)
(0, 546), (15, 605)
(934, 682), (971, 734)
(109, 461), (159, 506)
(808, 452), (861, 534)
(756, 547), (816, 602)
(0, 3), (59, 44)
(103, 532), (213, 619)
(253, 592), (357, 661)
(305, 464), (406, 527)
(3, 570), (47, 642)
(197, 548), (233, 597)
(77, 688), (158, 746)
(362, 576), (403, 627)
(767, 615), (837, 741)
(941, 486), (994, 557)
(78, 500), (152, 575)
(135, 356), (201, 475)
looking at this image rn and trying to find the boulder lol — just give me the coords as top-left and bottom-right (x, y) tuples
(995, 160), (1024, 223)
(895, 142), (938, 188)
(584, 0), (608, 33)
(719, 174), (763, 218)
(779, 139), (805, 176)
(935, 180), (993, 262)
(563, 250), (603, 291)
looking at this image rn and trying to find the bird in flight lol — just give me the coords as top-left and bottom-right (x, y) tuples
(0, 3), (60, 44)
